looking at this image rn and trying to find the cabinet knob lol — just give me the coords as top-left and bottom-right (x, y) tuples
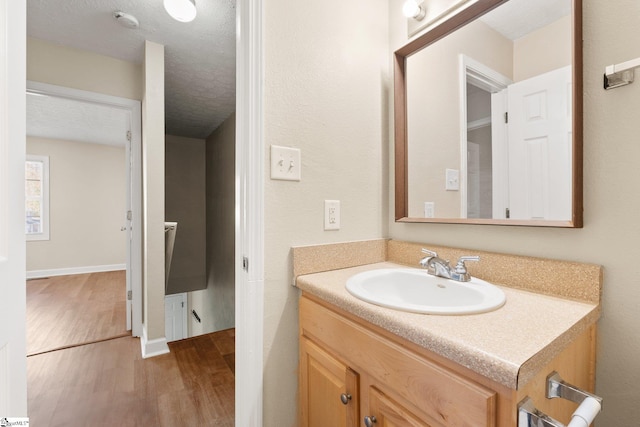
(364, 416), (377, 427)
(340, 393), (352, 405)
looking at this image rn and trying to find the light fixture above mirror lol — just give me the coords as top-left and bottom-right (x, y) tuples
(403, 0), (427, 21)
(164, 0), (197, 23)
(403, 0), (476, 37)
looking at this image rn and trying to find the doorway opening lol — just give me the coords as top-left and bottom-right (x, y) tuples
(25, 82), (142, 355)
(459, 55), (511, 219)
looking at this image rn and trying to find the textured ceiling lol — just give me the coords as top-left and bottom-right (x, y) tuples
(27, 0), (236, 140)
(479, 0), (571, 41)
(27, 93), (130, 146)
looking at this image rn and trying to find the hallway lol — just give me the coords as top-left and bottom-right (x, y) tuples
(26, 272), (235, 426)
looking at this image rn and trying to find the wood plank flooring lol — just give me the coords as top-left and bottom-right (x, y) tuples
(27, 271), (129, 355)
(26, 271), (236, 426)
(27, 330), (236, 426)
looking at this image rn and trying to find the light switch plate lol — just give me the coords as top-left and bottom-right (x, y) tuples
(271, 145), (301, 181)
(445, 169), (459, 191)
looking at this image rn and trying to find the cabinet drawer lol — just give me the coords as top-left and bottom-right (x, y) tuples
(368, 386), (436, 427)
(300, 296), (497, 426)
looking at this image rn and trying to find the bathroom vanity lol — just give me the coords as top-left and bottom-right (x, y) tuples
(294, 241), (602, 427)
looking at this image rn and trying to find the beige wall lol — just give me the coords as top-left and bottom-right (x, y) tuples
(27, 37), (142, 100)
(204, 113), (236, 332)
(263, 0), (389, 424)
(188, 113), (236, 337)
(165, 135), (206, 295)
(514, 15), (572, 82)
(142, 40), (166, 342)
(406, 20), (512, 218)
(26, 137), (125, 271)
(390, 0), (640, 425)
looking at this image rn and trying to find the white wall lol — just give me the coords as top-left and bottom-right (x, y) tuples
(26, 137), (126, 272)
(389, 1), (640, 425)
(142, 40), (167, 347)
(2, 0), (28, 414)
(263, 0), (389, 424)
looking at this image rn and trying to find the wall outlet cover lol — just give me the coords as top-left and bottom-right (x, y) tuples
(324, 200), (340, 230)
(424, 202), (435, 218)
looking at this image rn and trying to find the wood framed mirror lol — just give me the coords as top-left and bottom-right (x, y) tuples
(394, 0), (582, 227)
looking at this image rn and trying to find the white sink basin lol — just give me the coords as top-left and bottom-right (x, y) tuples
(346, 268), (506, 315)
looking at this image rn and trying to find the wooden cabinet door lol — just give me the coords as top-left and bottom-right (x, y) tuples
(300, 337), (359, 427)
(366, 386), (440, 427)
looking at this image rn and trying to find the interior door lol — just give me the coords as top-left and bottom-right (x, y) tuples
(125, 129), (132, 331)
(0, 0), (28, 416)
(507, 65), (572, 220)
(164, 293), (187, 342)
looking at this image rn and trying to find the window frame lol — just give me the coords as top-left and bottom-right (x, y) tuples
(25, 154), (50, 241)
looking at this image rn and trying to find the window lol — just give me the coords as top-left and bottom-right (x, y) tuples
(25, 155), (49, 241)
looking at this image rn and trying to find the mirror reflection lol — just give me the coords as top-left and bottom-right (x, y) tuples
(405, 0), (574, 222)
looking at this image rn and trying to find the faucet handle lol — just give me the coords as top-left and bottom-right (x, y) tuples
(421, 248), (438, 257)
(454, 256), (480, 273)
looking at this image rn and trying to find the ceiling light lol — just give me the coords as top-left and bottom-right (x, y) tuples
(113, 11), (140, 29)
(164, 0), (197, 23)
(402, 0), (427, 21)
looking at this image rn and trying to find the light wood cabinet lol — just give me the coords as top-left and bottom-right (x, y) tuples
(299, 294), (596, 427)
(300, 337), (359, 427)
(367, 386), (433, 427)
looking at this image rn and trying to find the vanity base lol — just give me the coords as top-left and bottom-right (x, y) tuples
(299, 294), (596, 427)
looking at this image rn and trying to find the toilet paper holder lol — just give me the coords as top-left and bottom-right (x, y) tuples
(518, 371), (603, 427)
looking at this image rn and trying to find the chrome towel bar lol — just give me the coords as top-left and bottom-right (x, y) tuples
(518, 371), (602, 427)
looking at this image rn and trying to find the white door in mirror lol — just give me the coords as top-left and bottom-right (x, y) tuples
(507, 66), (572, 220)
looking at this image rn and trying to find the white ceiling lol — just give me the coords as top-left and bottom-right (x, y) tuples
(479, 0), (571, 41)
(27, 0), (236, 143)
(27, 94), (131, 146)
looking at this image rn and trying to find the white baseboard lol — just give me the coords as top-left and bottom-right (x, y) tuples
(140, 325), (170, 359)
(26, 264), (126, 279)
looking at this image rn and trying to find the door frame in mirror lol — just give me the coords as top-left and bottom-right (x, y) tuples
(394, 0), (583, 227)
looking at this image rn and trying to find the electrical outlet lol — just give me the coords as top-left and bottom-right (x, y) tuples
(271, 145), (301, 181)
(324, 200), (340, 230)
(424, 202), (435, 218)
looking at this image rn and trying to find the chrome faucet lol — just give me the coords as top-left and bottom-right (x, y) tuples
(419, 248), (479, 282)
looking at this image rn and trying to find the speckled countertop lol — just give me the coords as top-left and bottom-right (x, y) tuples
(296, 261), (600, 390)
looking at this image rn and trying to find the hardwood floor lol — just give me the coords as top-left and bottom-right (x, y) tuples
(26, 271), (129, 355)
(26, 271), (235, 426)
(27, 330), (236, 427)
